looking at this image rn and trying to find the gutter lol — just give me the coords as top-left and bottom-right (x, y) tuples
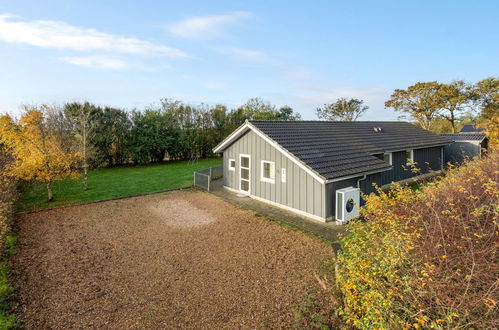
(324, 167), (392, 184)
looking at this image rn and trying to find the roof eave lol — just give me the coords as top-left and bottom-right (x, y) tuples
(324, 166), (393, 184)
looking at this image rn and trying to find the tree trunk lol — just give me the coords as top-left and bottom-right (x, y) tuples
(82, 120), (88, 191)
(450, 111), (456, 133)
(46, 181), (53, 202)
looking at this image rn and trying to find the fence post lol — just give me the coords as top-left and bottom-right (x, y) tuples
(193, 172), (196, 187)
(207, 174), (211, 192)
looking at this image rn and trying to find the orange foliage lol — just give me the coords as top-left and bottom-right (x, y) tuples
(0, 110), (81, 200)
(336, 151), (498, 329)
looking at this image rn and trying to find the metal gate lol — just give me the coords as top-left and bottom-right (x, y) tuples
(193, 165), (223, 191)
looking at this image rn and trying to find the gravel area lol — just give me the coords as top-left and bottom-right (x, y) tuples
(12, 190), (333, 329)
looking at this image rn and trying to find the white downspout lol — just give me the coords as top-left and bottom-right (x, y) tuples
(357, 173), (367, 189)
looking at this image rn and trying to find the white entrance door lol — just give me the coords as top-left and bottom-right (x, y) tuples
(239, 154), (250, 194)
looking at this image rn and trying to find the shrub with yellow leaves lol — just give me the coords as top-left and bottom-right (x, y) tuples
(0, 109), (81, 201)
(335, 151), (498, 329)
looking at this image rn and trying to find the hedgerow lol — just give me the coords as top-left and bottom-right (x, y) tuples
(335, 151), (498, 329)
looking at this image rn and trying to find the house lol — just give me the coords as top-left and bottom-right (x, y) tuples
(213, 120), (451, 223)
(440, 133), (488, 164)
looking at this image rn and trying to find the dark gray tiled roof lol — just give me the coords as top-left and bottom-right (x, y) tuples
(440, 133), (487, 141)
(460, 124), (485, 133)
(250, 121), (452, 180)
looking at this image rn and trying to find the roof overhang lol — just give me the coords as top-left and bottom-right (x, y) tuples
(383, 143), (451, 154)
(324, 166), (392, 184)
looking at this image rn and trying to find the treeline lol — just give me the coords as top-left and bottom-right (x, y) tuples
(42, 97), (301, 168)
(384, 77), (498, 134)
(0, 97), (300, 199)
(316, 77), (498, 135)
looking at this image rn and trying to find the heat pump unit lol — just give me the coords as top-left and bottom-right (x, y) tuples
(336, 187), (360, 223)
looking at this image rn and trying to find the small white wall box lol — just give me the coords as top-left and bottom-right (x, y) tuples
(336, 187), (360, 223)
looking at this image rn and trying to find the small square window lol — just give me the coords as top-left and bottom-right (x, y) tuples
(261, 161), (275, 183)
(229, 159), (236, 171)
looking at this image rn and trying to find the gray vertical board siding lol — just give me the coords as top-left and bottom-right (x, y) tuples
(380, 146), (443, 184)
(222, 130), (326, 219)
(443, 141), (481, 164)
(326, 146), (443, 219)
(414, 146), (442, 173)
(223, 152), (234, 187)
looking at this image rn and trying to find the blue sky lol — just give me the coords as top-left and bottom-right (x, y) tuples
(0, 1), (498, 119)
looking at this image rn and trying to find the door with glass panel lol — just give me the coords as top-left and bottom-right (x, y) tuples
(239, 154), (250, 194)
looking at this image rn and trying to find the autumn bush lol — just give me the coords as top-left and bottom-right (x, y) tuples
(335, 151), (498, 329)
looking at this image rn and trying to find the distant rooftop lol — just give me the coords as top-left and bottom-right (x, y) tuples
(440, 133), (487, 142)
(460, 124), (485, 133)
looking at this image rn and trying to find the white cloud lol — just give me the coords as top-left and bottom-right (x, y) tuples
(166, 11), (251, 39)
(219, 47), (275, 65)
(58, 55), (130, 70)
(58, 55), (172, 71)
(0, 14), (186, 57)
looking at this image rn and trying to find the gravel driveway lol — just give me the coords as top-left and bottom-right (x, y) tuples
(12, 190), (333, 329)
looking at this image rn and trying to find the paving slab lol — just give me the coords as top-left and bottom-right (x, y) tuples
(209, 179), (346, 244)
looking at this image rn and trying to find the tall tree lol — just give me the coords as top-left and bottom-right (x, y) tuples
(437, 80), (474, 133)
(276, 106), (302, 120)
(92, 107), (131, 167)
(474, 77), (499, 146)
(0, 109), (81, 201)
(64, 102), (99, 190)
(385, 82), (443, 130)
(474, 77), (499, 120)
(316, 97), (368, 121)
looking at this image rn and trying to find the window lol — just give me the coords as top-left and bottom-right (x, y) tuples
(229, 159), (236, 171)
(261, 160), (275, 183)
(406, 150), (414, 165)
(383, 152), (392, 165)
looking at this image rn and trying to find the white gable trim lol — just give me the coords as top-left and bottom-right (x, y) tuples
(213, 121), (326, 184)
(213, 122), (251, 153)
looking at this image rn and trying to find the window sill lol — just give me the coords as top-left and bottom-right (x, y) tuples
(261, 178), (275, 184)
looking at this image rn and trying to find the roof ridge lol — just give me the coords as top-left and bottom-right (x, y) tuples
(249, 120), (409, 123)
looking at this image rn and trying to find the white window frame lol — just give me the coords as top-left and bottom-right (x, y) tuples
(406, 149), (414, 165)
(228, 158), (236, 171)
(239, 154), (251, 194)
(260, 160), (275, 184)
(383, 152), (392, 165)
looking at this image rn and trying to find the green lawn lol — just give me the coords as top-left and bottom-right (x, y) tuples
(17, 158), (222, 212)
